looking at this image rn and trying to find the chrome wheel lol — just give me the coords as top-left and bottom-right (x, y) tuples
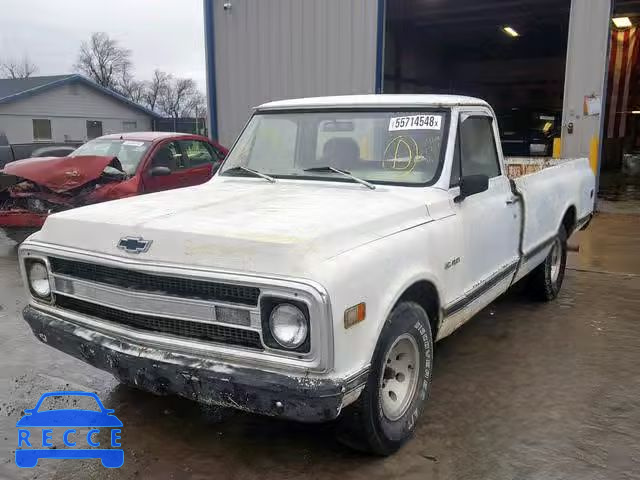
(549, 237), (562, 284)
(379, 333), (420, 421)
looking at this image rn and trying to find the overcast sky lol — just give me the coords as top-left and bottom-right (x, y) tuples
(0, 0), (207, 90)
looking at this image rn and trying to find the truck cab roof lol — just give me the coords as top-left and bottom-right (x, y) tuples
(257, 94), (491, 111)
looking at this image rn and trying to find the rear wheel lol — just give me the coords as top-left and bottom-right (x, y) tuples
(337, 301), (433, 456)
(529, 226), (567, 301)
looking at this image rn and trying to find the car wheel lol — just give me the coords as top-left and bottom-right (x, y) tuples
(337, 301), (433, 456)
(529, 225), (567, 301)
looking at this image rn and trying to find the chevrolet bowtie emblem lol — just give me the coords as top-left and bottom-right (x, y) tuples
(117, 236), (152, 254)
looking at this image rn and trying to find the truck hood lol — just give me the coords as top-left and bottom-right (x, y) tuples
(1, 155), (123, 193)
(36, 178), (438, 276)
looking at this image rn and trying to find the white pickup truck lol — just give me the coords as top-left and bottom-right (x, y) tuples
(19, 95), (594, 455)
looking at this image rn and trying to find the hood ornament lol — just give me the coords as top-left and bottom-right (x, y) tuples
(117, 236), (152, 254)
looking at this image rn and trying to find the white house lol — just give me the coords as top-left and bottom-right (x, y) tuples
(0, 74), (159, 145)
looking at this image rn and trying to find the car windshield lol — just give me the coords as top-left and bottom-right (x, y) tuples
(219, 110), (449, 185)
(70, 139), (151, 175)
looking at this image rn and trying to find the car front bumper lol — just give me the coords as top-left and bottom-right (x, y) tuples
(0, 210), (47, 227)
(23, 306), (368, 423)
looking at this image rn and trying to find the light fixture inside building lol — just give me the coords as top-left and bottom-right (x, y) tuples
(502, 26), (520, 37)
(612, 17), (632, 28)
(632, 110), (640, 115)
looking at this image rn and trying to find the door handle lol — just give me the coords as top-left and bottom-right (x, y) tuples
(506, 196), (520, 205)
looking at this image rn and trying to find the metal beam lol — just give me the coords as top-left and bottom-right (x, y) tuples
(203, 0), (218, 141)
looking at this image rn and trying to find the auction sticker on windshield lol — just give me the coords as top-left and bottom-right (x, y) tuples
(389, 115), (442, 131)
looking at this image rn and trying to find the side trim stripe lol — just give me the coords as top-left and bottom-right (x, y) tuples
(443, 261), (519, 317)
(576, 213), (593, 230)
(523, 236), (556, 262)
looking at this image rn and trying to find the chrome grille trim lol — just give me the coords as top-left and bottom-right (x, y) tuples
(51, 274), (261, 330)
(55, 295), (263, 350)
(49, 256), (261, 306)
(19, 242), (334, 373)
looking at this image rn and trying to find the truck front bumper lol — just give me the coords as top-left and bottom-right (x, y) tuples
(23, 306), (368, 423)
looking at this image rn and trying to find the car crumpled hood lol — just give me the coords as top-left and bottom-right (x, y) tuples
(1, 155), (123, 193)
(36, 178), (434, 277)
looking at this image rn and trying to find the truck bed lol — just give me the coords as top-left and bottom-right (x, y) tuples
(505, 157), (595, 278)
(504, 156), (581, 178)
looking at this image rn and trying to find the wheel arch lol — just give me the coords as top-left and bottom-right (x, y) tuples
(389, 278), (442, 341)
(561, 205), (577, 235)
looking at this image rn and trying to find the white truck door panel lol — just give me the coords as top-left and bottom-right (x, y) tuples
(445, 112), (521, 317)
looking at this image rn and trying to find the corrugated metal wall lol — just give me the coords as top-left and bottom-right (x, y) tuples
(561, 0), (612, 159)
(210, 0), (380, 145)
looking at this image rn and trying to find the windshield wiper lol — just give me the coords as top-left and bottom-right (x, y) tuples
(224, 166), (276, 183)
(304, 166), (376, 190)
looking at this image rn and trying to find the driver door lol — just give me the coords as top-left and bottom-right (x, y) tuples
(448, 112), (521, 314)
(141, 141), (188, 193)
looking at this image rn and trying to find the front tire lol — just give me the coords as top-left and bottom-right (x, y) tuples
(529, 226), (567, 301)
(337, 301), (433, 456)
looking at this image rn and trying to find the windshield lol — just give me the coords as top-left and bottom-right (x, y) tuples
(220, 110), (449, 185)
(70, 139), (151, 175)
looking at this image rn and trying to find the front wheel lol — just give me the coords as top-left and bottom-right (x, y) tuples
(529, 226), (567, 301)
(337, 301), (433, 456)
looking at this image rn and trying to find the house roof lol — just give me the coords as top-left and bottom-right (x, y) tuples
(0, 74), (160, 118)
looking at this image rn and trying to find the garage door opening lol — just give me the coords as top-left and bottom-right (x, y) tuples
(601, 0), (640, 203)
(384, 0), (570, 158)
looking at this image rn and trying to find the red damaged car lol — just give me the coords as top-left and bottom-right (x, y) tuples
(0, 132), (227, 243)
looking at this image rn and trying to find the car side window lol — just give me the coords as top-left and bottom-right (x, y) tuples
(151, 142), (184, 171)
(178, 140), (217, 167)
(457, 116), (501, 179)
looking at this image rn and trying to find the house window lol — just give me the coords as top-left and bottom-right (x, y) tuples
(122, 121), (137, 132)
(86, 120), (103, 139)
(32, 119), (52, 141)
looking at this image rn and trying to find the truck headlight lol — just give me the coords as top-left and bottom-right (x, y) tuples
(268, 303), (308, 350)
(26, 260), (51, 299)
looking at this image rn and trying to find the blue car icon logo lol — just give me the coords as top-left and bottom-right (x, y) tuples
(15, 391), (123, 468)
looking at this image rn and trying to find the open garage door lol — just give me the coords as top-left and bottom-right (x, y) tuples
(600, 0), (640, 203)
(385, 0), (570, 157)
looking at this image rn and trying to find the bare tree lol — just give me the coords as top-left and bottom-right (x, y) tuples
(0, 55), (38, 79)
(118, 64), (145, 103)
(143, 70), (169, 112)
(158, 77), (200, 119)
(192, 92), (207, 118)
(75, 32), (131, 90)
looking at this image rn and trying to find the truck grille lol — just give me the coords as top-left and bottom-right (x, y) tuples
(55, 295), (264, 350)
(49, 257), (260, 306)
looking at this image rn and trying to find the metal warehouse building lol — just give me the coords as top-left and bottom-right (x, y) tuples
(204, 0), (640, 188)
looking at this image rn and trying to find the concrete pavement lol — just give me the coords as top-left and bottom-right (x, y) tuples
(1, 212), (638, 480)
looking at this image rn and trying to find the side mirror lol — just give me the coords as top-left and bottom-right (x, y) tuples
(454, 174), (489, 203)
(149, 166), (171, 177)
